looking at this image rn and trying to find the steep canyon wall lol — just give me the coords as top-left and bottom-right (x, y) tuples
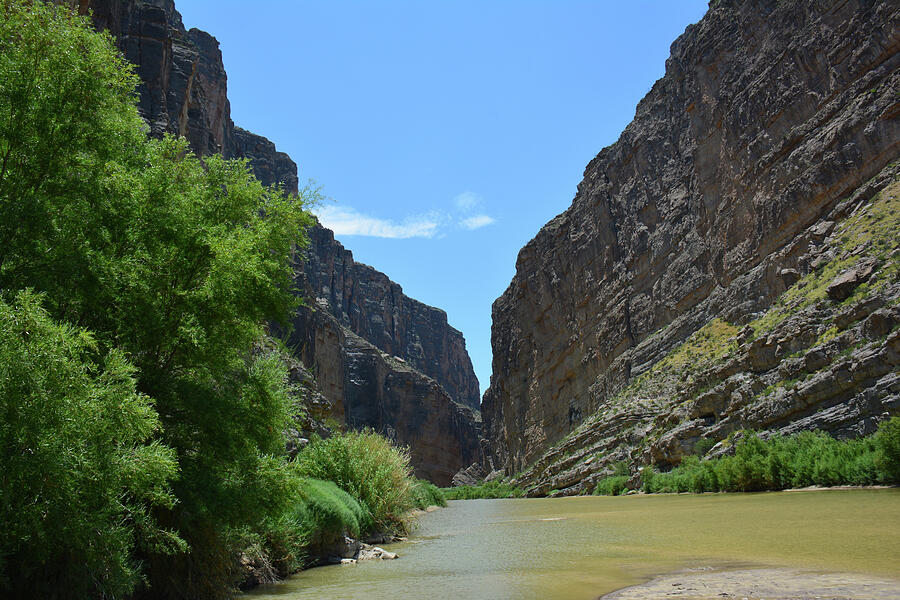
(483, 0), (900, 491)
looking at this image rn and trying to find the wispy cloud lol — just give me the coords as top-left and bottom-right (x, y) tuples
(314, 191), (495, 239)
(454, 191), (482, 211)
(460, 214), (495, 230)
(454, 191), (496, 230)
(315, 205), (445, 239)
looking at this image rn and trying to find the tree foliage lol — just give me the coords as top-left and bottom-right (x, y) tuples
(0, 2), (316, 597)
(0, 291), (182, 599)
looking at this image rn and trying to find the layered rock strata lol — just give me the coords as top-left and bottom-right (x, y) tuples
(81, 0), (481, 482)
(484, 0), (900, 487)
(299, 224), (481, 411)
(517, 174), (900, 496)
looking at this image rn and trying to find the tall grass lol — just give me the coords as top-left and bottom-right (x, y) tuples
(292, 430), (415, 532)
(296, 478), (372, 538)
(594, 417), (900, 495)
(251, 431), (438, 579)
(251, 478), (371, 577)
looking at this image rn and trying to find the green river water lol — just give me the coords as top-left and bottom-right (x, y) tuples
(246, 489), (900, 600)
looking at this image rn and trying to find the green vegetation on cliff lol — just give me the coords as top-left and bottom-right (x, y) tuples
(0, 3), (433, 598)
(594, 417), (900, 495)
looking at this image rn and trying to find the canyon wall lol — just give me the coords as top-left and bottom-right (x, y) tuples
(483, 0), (900, 490)
(80, 0), (480, 484)
(300, 224), (481, 411)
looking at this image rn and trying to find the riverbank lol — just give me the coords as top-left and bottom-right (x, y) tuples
(601, 567), (900, 600)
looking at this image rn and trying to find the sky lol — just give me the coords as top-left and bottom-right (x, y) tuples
(174, 0), (709, 398)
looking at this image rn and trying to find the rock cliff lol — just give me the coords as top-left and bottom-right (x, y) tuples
(79, 0), (481, 483)
(299, 224), (481, 411)
(483, 0), (899, 491)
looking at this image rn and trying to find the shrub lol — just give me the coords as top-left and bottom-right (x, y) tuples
(441, 481), (525, 500)
(874, 416), (900, 482)
(636, 420), (900, 495)
(410, 479), (447, 509)
(694, 437), (717, 456)
(639, 466), (656, 492)
(594, 476), (630, 496)
(293, 431), (414, 532)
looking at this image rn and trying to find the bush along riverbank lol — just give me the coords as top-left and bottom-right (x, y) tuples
(441, 480), (526, 500)
(593, 417), (900, 495)
(238, 430), (448, 588)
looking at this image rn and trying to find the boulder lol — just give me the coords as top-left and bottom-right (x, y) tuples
(827, 258), (878, 301)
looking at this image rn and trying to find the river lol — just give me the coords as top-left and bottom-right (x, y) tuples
(246, 489), (900, 600)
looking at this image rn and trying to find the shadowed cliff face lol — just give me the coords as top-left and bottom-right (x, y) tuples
(81, 0), (481, 483)
(300, 224), (481, 411)
(79, 0), (299, 194)
(288, 225), (482, 484)
(484, 0), (900, 477)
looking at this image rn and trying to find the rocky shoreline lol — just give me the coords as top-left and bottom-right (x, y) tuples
(239, 505), (444, 589)
(600, 567), (900, 600)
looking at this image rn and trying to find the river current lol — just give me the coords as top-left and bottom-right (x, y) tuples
(246, 489), (900, 600)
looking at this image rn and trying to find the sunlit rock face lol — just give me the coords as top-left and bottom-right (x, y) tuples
(81, 0), (483, 484)
(483, 0), (900, 485)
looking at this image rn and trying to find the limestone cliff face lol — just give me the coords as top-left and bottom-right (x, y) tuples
(83, 0), (481, 482)
(80, 0), (299, 193)
(483, 0), (900, 482)
(300, 224), (481, 411)
(230, 126), (300, 196)
(82, 0), (232, 154)
(288, 225), (482, 484)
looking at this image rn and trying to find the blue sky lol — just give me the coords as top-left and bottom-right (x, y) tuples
(174, 0), (709, 398)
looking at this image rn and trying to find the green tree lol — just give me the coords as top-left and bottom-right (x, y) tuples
(0, 0), (147, 315)
(0, 291), (182, 599)
(0, 2), (316, 597)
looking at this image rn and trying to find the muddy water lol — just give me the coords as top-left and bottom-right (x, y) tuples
(246, 489), (900, 600)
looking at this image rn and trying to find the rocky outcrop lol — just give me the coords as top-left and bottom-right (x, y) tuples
(299, 224), (481, 411)
(230, 126), (300, 196)
(81, 0), (481, 482)
(484, 0), (900, 483)
(514, 176), (900, 495)
(79, 0), (233, 154)
(78, 0), (302, 189)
